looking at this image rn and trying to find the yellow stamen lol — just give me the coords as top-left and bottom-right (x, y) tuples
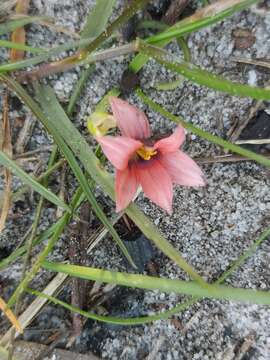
(136, 146), (157, 160)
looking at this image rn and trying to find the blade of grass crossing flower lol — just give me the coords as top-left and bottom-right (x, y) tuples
(138, 41), (270, 100)
(42, 261), (270, 306)
(0, 150), (71, 211)
(34, 84), (136, 268)
(136, 89), (270, 168)
(1, 74), (208, 287)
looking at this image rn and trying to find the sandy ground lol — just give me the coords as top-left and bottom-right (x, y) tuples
(1, 0), (270, 359)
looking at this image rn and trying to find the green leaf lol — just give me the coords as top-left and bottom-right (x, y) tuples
(0, 74), (207, 288)
(154, 78), (183, 91)
(43, 260), (270, 306)
(138, 42), (270, 100)
(0, 37), (97, 73)
(129, 0), (259, 73)
(67, 65), (95, 115)
(0, 150), (71, 212)
(0, 16), (50, 36)
(27, 287), (164, 325)
(80, 0), (116, 40)
(0, 39), (45, 53)
(136, 89), (270, 168)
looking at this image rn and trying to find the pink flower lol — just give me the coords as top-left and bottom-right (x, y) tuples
(96, 97), (205, 214)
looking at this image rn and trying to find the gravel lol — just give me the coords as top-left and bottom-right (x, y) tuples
(1, 0), (270, 359)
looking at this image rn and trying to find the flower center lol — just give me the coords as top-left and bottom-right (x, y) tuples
(136, 145), (157, 160)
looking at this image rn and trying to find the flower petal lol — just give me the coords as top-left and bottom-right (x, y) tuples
(135, 159), (173, 214)
(109, 96), (151, 139)
(96, 136), (142, 170)
(115, 163), (138, 212)
(159, 150), (206, 186)
(154, 126), (185, 154)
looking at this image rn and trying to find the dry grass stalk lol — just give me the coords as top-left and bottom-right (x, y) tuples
(0, 92), (13, 232)
(10, 0), (30, 61)
(0, 297), (22, 334)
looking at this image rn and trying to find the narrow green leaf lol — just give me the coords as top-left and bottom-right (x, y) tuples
(216, 225), (270, 285)
(28, 287), (195, 325)
(0, 37), (97, 73)
(0, 16), (50, 36)
(136, 89), (270, 168)
(0, 39), (45, 53)
(129, 0), (259, 73)
(138, 42), (270, 100)
(43, 261), (270, 306)
(67, 65), (95, 115)
(0, 150), (71, 212)
(0, 74), (207, 288)
(154, 78), (183, 91)
(80, 0), (116, 40)
(27, 287), (159, 325)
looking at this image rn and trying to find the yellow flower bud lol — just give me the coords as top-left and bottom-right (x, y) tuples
(87, 112), (116, 136)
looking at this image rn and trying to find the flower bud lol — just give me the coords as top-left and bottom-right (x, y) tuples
(87, 112), (116, 136)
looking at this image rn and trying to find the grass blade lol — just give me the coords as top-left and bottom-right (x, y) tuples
(80, 0), (116, 41)
(0, 92), (12, 232)
(0, 39), (44, 53)
(66, 66), (95, 115)
(138, 41), (270, 100)
(0, 16), (50, 36)
(43, 261), (270, 306)
(0, 150), (71, 212)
